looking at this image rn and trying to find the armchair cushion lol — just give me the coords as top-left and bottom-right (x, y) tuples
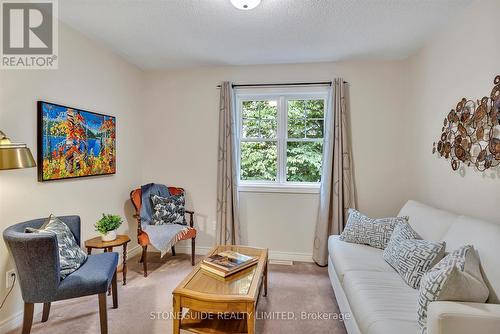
(151, 194), (187, 225)
(55, 252), (118, 301)
(27, 215), (87, 278)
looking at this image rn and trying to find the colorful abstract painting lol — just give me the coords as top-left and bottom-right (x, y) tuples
(37, 101), (116, 181)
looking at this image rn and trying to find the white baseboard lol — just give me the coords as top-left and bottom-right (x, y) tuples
(174, 245), (313, 263)
(0, 303), (43, 333)
(126, 244), (142, 258)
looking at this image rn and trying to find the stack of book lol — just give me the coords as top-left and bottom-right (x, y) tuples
(201, 250), (258, 277)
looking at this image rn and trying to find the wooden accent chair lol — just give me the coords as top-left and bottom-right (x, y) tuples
(130, 187), (196, 277)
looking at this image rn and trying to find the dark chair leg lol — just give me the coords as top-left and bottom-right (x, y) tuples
(98, 293), (108, 334)
(22, 303), (34, 334)
(142, 245), (148, 277)
(41, 302), (51, 322)
(191, 237), (196, 266)
(139, 246), (145, 263)
(111, 271), (118, 309)
(171, 246), (176, 256)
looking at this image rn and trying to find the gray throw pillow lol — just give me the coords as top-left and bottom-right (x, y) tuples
(26, 215), (87, 279)
(151, 194), (186, 225)
(395, 239), (446, 289)
(417, 245), (489, 331)
(383, 222), (421, 270)
(339, 209), (408, 249)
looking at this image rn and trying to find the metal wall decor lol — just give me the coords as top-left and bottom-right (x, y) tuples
(432, 75), (500, 172)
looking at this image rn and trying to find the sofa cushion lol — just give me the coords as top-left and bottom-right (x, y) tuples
(328, 235), (393, 283)
(398, 200), (457, 241)
(441, 216), (500, 303)
(339, 209), (407, 249)
(417, 245), (489, 330)
(342, 270), (420, 334)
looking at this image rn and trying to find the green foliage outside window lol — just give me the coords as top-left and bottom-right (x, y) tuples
(240, 98), (325, 183)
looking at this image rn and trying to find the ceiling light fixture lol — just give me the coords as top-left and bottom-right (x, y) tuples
(230, 0), (261, 10)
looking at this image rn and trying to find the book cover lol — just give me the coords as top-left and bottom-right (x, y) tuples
(203, 251), (257, 272)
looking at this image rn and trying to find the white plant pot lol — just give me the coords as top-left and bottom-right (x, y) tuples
(101, 230), (117, 242)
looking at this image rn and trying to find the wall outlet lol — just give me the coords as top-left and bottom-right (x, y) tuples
(6, 270), (16, 289)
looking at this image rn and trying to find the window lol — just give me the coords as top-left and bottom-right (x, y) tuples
(236, 88), (328, 192)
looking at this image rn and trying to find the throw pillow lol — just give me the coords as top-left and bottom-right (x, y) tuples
(383, 222), (421, 270)
(396, 239), (446, 289)
(151, 194), (186, 225)
(339, 209), (408, 249)
(417, 245), (489, 330)
(26, 215), (87, 279)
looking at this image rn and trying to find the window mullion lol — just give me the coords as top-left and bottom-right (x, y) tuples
(278, 96), (287, 184)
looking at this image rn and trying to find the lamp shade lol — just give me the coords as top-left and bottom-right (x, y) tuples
(0, 130), (36, 170)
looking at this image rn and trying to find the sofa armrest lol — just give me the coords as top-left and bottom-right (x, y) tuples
(427, 301), (500, 334)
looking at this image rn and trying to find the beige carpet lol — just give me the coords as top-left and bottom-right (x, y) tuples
(8, 253), (347, 334)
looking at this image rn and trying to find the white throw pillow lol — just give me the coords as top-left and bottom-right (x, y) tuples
(417, 245), (489, 331)
(339, 209), (408, 250)
(383, 222), (421, 270)
(395, 239), (446, 289)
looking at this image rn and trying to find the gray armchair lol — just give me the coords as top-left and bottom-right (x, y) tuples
(3, 216), (119, 334)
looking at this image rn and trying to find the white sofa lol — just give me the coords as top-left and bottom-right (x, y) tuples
(328, 200), (500, 334)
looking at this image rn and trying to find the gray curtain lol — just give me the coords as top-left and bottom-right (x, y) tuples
(216, 81), (241, 245)
(313, 78), (356, 266)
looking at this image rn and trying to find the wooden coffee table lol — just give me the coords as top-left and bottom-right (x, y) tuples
(172, 245), (268, 334)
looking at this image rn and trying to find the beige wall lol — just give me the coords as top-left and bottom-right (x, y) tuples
(407, 0), (500, 223)
(0, 24), (144, 326)
(142, 61), (411, 258)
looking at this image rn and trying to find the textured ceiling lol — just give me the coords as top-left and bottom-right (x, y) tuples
(59, 0), (472, 69)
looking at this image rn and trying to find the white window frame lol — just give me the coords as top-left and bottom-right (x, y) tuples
(235, 87), (329, 193)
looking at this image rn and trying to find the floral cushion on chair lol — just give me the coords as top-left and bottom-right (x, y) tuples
(151, 194), (187, 225)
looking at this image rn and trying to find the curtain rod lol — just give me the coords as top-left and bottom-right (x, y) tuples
(215, 81), (348, 89)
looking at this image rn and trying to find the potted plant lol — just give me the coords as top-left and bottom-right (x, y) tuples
(95, 214), (122, 242)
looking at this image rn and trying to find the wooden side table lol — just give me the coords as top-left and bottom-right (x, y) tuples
(85, 235), (131, 285)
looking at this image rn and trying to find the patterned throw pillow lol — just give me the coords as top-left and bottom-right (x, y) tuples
(26, 215), (87, 279)
(339, 209), (408, 249)
(151, 194), (186, 225)
(395, 239), (446, 289)
(417, 245), (489, 331)
(383, 222), (421, 270)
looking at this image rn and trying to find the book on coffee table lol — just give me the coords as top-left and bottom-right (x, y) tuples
(201, 250), (258, 277)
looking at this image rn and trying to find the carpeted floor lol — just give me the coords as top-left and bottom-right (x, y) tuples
(8, 253), (347, 334)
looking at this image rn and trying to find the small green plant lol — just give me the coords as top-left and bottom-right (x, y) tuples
(95, 214), (122, 234)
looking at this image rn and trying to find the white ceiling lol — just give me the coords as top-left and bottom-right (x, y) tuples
(59, 0), (472, 70)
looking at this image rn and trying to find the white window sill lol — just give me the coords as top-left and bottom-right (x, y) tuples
(238, 183), (320, 194)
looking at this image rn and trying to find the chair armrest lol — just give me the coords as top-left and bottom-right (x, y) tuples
(427, 301), (500, 334)
(185, 210), (195, 227)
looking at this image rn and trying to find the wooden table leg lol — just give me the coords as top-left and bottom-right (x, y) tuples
(107, 247), (113, 295)
(173, 294), (181, 334)
(87, 247), (92, 255)
(247, 303), (255, 334)
(122, 243), (128, 285)
(264, 260), (268, 297)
